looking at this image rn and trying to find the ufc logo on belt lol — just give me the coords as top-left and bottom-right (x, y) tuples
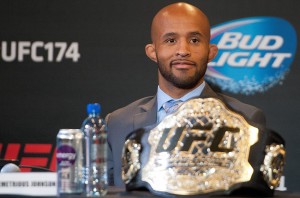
(155, 116), (240, 154)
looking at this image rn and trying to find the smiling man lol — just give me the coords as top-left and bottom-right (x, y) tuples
(145, 2), (216, 97)
(106, 2), (266, 187)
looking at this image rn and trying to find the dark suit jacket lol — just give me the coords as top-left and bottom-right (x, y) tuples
(105, 84), (266, 187)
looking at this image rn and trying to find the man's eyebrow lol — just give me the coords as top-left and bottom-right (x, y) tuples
(162, 31), (205, 38)
(162, 32), (177, 38)
(189, 31), (203, 37)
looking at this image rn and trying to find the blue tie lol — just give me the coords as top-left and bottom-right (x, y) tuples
(163, 100), (182, 114)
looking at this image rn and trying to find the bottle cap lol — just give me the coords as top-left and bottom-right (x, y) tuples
(87, 103), (101, 115)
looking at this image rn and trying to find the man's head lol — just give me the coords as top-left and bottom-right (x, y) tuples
(145, 2), (218, 98)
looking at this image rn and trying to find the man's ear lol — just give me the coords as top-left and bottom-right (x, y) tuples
(208, 44), (218, 62)
(145, 43), (157, 63)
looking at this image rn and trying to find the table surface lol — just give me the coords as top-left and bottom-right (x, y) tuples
(0, 186), (299, 198)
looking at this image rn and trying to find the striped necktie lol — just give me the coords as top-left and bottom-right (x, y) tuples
(162, 100), (183, 114)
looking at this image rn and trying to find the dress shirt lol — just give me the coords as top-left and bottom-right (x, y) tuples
(156, 82), (206, 123)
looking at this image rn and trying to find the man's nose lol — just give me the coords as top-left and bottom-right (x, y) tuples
(176, 41), (191, 57)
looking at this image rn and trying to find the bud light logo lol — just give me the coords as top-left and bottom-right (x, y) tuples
(56, 145), (77, 167)
(205, 17), (297, 95)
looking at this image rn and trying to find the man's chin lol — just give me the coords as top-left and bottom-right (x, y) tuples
(171, 80), (200, 89)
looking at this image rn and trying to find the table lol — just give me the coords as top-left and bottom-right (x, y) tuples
(0, 186), (299, 197)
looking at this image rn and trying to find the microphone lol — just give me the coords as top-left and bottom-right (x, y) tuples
(0, 159), (51, 172)
(1, 163), (21, 173)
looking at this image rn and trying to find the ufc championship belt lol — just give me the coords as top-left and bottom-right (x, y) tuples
(122, 98), (285, 197)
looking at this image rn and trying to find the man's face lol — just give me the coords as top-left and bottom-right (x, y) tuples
(148, 10), (215, 90)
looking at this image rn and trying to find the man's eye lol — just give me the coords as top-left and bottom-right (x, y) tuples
(166, 39), (176, 43)
(190, 38), (199, 43)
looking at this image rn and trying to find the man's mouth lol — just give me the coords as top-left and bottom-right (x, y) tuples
(171, 60), (196, 69)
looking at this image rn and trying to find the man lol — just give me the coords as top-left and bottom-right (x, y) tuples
(106, 2), (266, 187)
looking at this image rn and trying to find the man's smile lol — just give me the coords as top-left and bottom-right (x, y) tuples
(171, 60), (196, 69)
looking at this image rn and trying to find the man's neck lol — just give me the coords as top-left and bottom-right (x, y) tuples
(159, 80), (204, 99)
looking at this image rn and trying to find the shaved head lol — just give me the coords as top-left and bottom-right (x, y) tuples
(145, 2), (217, 98)
(151, 2), (211, 43)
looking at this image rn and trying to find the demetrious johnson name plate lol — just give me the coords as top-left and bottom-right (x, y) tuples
(122, 98), (285, 196)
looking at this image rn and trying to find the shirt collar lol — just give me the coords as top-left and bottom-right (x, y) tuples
(157, 81), (206, 111)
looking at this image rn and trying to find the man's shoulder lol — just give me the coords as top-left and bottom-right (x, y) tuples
(217, 93), (266, 125)
(107, 96), (155, 119)
(202, 83), (262, 114)
(219, 93), (258, 111)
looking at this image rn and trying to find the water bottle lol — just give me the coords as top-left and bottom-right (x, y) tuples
(81, 103), (108, 197)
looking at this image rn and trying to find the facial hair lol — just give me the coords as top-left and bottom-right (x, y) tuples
(157, 59), (207, 89)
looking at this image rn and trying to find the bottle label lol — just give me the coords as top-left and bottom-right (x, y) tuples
(91, 134), (107, 164)
(57, 145), (77, 167)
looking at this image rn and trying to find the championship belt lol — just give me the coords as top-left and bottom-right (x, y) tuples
(122, 98), (285, 197)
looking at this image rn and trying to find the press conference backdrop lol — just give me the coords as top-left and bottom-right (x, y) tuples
(0, 0), (299, 192)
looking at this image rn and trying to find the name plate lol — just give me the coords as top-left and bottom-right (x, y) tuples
(0, 172), (57, 196)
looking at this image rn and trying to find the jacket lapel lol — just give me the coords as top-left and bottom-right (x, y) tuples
(200, 83), (218, 98)
(132, 84), (217, 130)
(133, 96), (157, 130)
